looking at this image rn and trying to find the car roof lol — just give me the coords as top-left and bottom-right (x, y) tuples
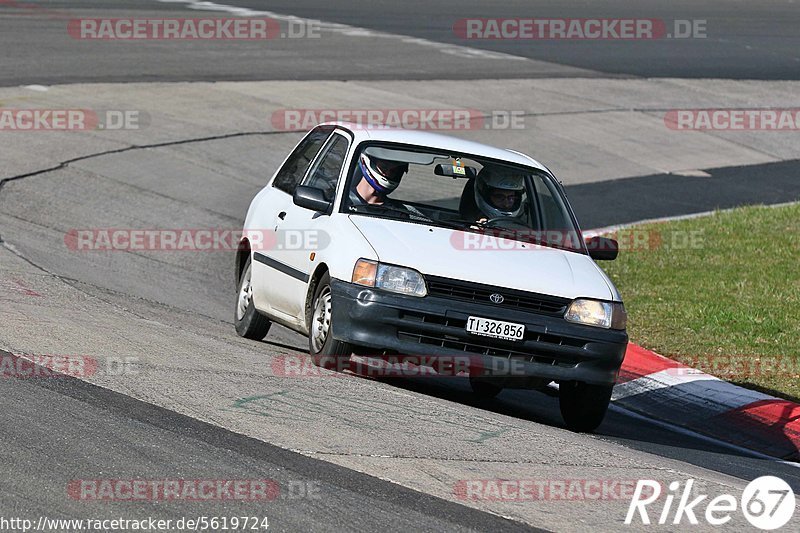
(320, 121), (550, 172)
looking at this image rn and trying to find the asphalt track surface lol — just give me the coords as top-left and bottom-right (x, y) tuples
(207, 0), (800, 79)
(1, 0), (800, 85)
(565, 158), (800, 229)
(0, 352), (536, 532)
(2, 0), (800, 532)
(2, 138), (799, 530)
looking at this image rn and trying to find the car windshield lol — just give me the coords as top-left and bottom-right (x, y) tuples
(342, 143), (584, 252)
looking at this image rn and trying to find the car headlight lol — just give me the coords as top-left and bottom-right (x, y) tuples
(565, 299), (627, 330)
(352, 259), (427, 297)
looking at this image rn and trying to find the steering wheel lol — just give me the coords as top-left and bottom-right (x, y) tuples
(484, 216), (529, 230)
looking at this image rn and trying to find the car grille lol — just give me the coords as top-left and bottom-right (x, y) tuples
(397, 311), (585, 366)
(425, 276), (570, 316)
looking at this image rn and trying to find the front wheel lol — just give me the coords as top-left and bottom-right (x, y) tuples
(234, 256), (271, 340)
(559, 381), (613, 432)
(309, 273), (352, 369)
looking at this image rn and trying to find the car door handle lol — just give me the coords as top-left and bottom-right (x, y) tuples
(278, 211), (286, 220)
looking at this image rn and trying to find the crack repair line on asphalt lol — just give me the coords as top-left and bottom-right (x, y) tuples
(0, 129), (288, 194)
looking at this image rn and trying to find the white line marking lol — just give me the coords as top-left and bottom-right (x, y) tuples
(584, 200), (800, 238)
(155, 0), (529, 61)
(555, 381), (798, 463)
(612, 368), (774, 410)
(585, 204), (800, 461)
(671, 169), (712, 177)
(613, 369), (721, 400)
(608, 403), (800, 468)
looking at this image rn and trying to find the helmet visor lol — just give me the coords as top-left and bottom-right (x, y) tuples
(488, 188), (523, 212)
(375, 159), (408, 181)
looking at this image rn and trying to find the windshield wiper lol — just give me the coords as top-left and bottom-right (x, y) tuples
(348, 203), (433, 222)
(434, 218), (488, 231)
(437, 219), (581, 251)
(347, 209), (577, 251)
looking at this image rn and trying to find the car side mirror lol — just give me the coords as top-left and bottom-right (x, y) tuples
(293, 185), (332, 214)
(585, 236), (618, 261)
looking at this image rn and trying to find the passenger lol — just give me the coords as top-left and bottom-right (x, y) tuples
(349, 152), (428, 221)
(350, 152), (409, 206)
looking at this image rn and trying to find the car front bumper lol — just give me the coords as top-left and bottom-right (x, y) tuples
(329, 279), (628, 386)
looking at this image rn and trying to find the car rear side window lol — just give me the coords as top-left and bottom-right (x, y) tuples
(302, 134), (349, 202)
(272, 127), (331, 194)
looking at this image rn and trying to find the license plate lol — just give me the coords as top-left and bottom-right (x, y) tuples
(466, 316), (525, 341)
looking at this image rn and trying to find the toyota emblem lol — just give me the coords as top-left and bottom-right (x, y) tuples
(489, 293), (504, 304)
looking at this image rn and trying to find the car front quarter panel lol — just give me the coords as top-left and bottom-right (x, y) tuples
(313, 214), (379, 284)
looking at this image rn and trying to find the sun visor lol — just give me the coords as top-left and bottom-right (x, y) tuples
(363, 146), (449, 165)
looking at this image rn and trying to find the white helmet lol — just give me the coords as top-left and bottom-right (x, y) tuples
(474, 166), (527, 218)
(359, 153), (408, 194)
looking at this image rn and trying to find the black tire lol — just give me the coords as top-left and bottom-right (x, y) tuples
(308, 272), (352, 369)
(469, 376), (504, 399)
(559, 381), (613, 432)
(234, 255), (271, 340)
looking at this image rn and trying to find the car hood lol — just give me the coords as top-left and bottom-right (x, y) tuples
(347, 216), (615, 301)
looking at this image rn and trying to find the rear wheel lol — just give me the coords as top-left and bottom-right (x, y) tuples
(234, 256), (271, 340)
(309, 272), (352, 369)
(559, 381), (612, 432)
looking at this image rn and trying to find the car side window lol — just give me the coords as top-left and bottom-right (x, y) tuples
(272, 127), (331, 194)
(302, 134), (349, 202)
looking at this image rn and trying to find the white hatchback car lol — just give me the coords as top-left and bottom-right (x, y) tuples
(236, 122), (628, 431)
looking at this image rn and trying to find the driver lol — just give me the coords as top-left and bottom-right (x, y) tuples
(473, 166), (528, 223)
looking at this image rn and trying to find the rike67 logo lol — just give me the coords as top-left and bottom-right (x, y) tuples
(626, 476), (795, 530)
